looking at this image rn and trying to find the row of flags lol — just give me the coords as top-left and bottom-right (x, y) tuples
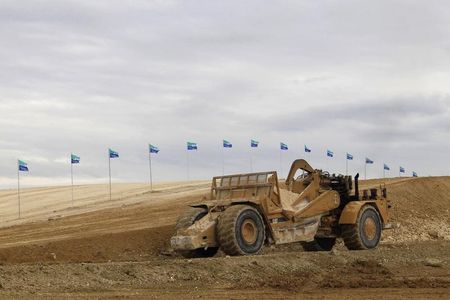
(16, 141), (419, 177)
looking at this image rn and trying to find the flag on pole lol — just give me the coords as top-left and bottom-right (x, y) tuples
(223, 140), (232, 148)
(251, 139), (259, 148)
(345, 153), (352, 175)
(384, 164), (390, 171)
(109, 149), (119, 158)
(71, 154), (80, 164)
(222, 140), (232, 175)
(412, 171), (418, 177)
(70, 154), (80, 206)
(400, 166), (405, 173)
(280, 142), (288, 150)
(304, 145), (311, 153)
(148, 144), (159, 191)
(149, 144), (160, 154)
(366, 158), (374, 164)
(18, 160), (29, 172)
(327, 149), (334, 157)
(187, 142), (198, 150)
(250, 139), (258, 172)
(17, 160), (28, 219)
(108, 149), (119, 201)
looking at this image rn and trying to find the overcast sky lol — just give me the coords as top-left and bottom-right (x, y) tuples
(0, 0), (449, 188)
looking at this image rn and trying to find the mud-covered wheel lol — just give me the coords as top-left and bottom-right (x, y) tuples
(302, 237), (336, 251)
(174, 207), (219, 258)
(342, 205), (382, 250)
(217, 205), (266, 256)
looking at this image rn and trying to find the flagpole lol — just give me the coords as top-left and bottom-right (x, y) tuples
(108, 152), (112, 201)
(365, 162), (367, 180)
(250, 148), (253, 172)
(222, 142), (224, 176)
(279, 148), (282, 179)
(17, 160), (21, 219)
(383, 167), (385, 179)
(71, 156), (74, 207)
(149, 152), (153, 192)
(346, 158), (348, 176)
(186, 149), (190, 182)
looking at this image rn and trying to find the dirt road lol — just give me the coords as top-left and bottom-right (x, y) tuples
(0, 177), (448, 298)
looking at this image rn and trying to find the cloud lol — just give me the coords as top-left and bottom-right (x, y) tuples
(0, 0), (449, 188)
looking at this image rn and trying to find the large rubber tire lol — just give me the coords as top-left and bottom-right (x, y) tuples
(342, 205), (382, 250)
(217, 205), (266, 256)
(302, 237), (336, 251)
(174, 207), (219, 258)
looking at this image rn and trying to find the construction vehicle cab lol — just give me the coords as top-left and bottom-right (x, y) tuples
(171, 159), (390, 257)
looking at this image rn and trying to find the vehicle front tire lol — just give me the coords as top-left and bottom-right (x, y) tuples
(217, 205), (266, 256)
(342, 205), (382, 250)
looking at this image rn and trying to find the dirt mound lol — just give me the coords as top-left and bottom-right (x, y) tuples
(382, 177), (450, 243)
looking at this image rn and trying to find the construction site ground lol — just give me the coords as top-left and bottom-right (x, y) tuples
(0, 177), (448, 299)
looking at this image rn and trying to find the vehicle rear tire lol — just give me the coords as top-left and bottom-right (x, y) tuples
(217, 205), (266, 256)
(174, 207), (219, 258)
(342, 205), (382, 250)
(302, 237), (336, 251)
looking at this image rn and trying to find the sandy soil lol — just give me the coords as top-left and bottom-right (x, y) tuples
(0, 181), (210, 227)
(0, 176), (448, 299)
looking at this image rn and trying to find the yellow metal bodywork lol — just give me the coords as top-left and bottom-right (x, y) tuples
(282, 160), (340, 220)
(294, 190), (340, 219)
(282, 189), (340, 219)
(339, 199), (389, 225)
(171, 212), (218, 250)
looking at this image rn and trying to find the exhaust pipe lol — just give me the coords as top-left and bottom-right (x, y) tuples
(354, 173), (360, 201)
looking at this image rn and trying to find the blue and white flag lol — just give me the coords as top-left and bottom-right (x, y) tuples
(187, 142), (198, 151)
(412, 171), (418, 177)
(384, 164), (390, 171)
(304, 145), (311, 153)
(280, 142), (288, 150)
(251, 139), (259, 148)
(223, 140), (232, 148)
(71, 154), (80, 164)
(18, 160), (29, 172)
(346, 153), (353, 160)
(149, 144), (160, 154)
(327, 149), (334, 157)
(109, 149), (119, 158)
(366, 158), (374, 164)
(400, 166), (405, 173)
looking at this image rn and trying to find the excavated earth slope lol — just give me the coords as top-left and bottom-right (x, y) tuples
(0, 177), (448, 299)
